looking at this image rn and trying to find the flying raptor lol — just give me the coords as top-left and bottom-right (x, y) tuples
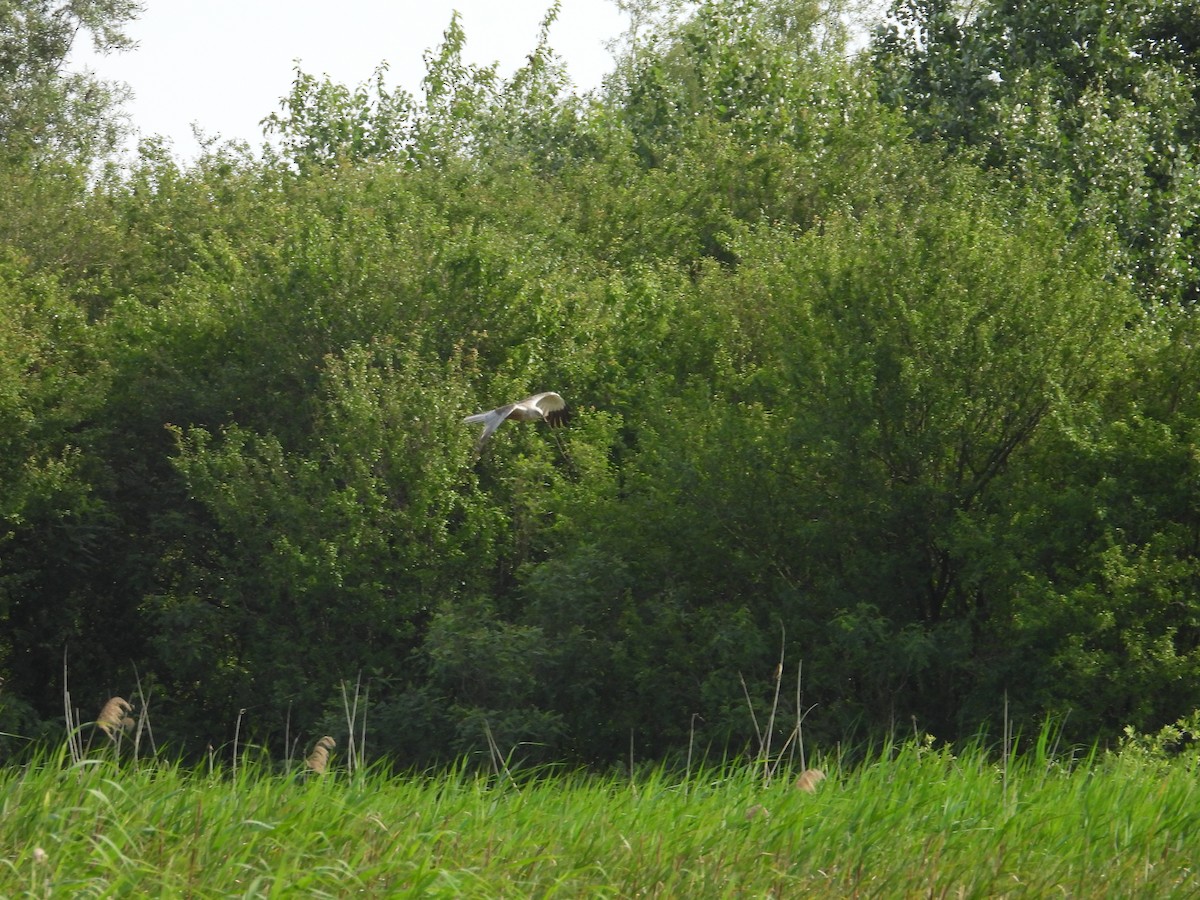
(463, 392), (570, 444)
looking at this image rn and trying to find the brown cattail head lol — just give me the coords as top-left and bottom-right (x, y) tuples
(795, 768), (826, 793)
(96, 697), (134, 738)
(305, 736), (336, 775)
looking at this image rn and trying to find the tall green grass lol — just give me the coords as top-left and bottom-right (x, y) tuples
(2, 737), (1197, 897)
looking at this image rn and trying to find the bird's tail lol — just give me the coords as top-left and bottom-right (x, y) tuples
(463, 409), (507, 444)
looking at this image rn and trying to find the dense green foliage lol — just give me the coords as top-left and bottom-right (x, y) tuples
(2, 0), (1200, 767)
(2, 735), (1199, 896)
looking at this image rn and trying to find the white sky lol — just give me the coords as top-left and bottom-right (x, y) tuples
(72, 1), (629, 158)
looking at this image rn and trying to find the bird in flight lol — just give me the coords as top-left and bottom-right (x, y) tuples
(463, 392), (570, 444)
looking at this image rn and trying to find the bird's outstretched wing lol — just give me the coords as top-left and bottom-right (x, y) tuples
(527, 392), (569, 427)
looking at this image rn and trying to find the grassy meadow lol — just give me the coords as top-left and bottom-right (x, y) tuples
(2, 736), (1198, 898)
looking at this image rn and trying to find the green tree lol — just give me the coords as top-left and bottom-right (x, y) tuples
(0, 255), (116, 722)
(872, 0), (1200, 304)
(526, 166), (1141, 749)
(0, 3), (139, 732)
(263, 64), (416, 170)
(0, 0), (138, 165)
(966, 305), (1200, 738)
(8, 0), (1194, 766)
(870, 0), (1200, 739)
(0, 1), (141, 303)
(155, 343), (490, 748)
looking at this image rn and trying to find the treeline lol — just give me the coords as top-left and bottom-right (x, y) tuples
(2, 0), (1198, 766)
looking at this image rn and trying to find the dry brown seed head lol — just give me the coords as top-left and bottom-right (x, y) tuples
(306, 736), (337, 775)
(96, 697), (134, 738)
(795, 768), (826, 793)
